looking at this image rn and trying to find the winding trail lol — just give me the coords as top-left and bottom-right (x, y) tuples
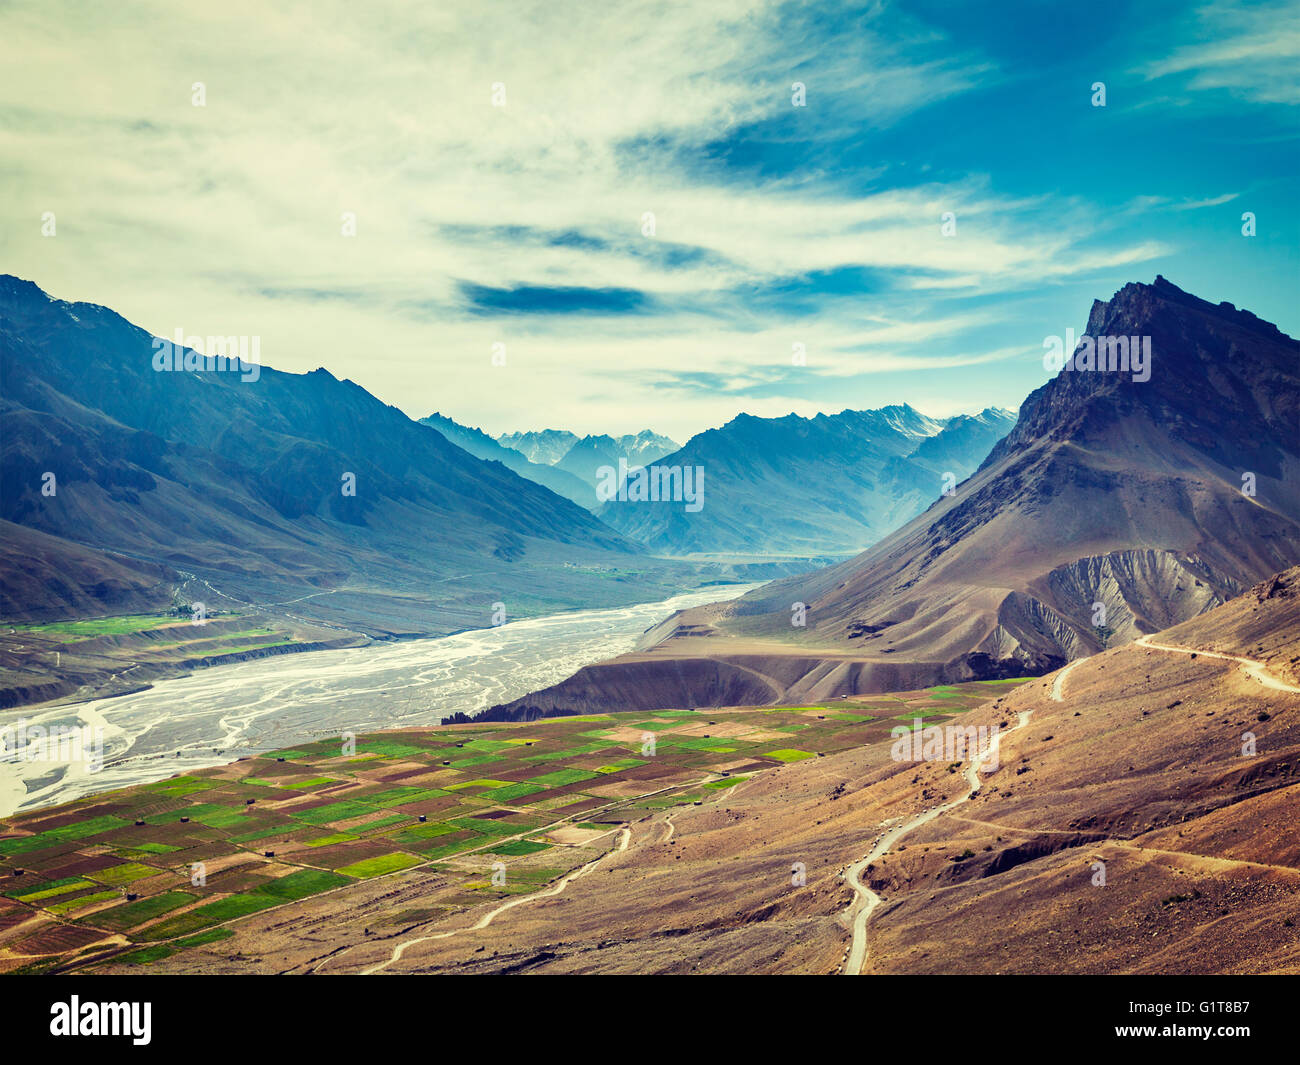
(360, 828), (632, 975)
(1135, 634), (1300, 693)
(662, 810), (679, 843)
(839, 637), (1297, 975)
(841, 657), (1085, 975)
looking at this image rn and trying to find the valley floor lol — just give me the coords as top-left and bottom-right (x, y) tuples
(3, 569), (1297, 975)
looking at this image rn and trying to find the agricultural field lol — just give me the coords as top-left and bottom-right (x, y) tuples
(0, 610), (363, 712)
(0, 678), (1029, 973)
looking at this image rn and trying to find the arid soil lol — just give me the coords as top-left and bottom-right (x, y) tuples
(130, 567), (1300, 974)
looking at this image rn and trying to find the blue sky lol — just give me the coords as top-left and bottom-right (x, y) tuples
(2, 0), (1296, 441)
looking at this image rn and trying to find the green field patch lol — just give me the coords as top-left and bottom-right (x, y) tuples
(460, 739), (516, 753)
(443, 818), (518, 839)
(448, 755), (501, 769)
(445, 778), (513, 792)
(282, 777), (339, 790)
(119, 944), (176, 964)
(16, 614), (180, 640)
(124, 842), (180, 854)
(139, 892), (278, 939)
(410, 835), (487, 859)
(0, 835), (63, 857)
(356, 741), (431, 758)
(176, 927), (235, 948)
(90, 890), (196, 931)
(6, 876), (96, 902)
(491, 839), (551, 856)
(92, 862), (159, 886)
(391, 822), (457, 844)
(41, 814), (131, 841)
(263, 749), (312, 761)
(630, 721), (678, 732)
(191, 640), (295, 659)
(255, 868), (351, 901)
(335, 852), (423, 878)
(190, 805), (251, 829)
(829, 713), (877, 723)
(526, 768), (598, 787)
(143, 803), (226, 826)
(358, 787), (449, 806)
(481, 783), (546, 802)
(191, 892), (280, 921)
(229, 826), (295, 843)
(704, 776), (751, 788)
(291, 801), (375, 825)
(47, 890), (119, 914)
(595, 759), (647, 774)
(660, 737), (732, 751)
(762, 749), (814, 762)
(143, 776), (219, 797)
(521, 741), (612, 763)
(305, 832), (358, 848)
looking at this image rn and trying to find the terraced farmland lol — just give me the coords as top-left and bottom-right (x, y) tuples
(0, 678), (1027, 972)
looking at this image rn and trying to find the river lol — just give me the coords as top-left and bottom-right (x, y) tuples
(0, 583), (759, 817)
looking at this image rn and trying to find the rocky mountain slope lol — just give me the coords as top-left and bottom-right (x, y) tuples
(489, 277), (1300, 715)
(599, 405), (1014, 555)
(0, 276), (700, 631)
(419, 413), (592, 506)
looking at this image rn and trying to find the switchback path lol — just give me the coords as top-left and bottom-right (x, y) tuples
(841, 656), (1086, 975)
(1135, 634), (1300, 693)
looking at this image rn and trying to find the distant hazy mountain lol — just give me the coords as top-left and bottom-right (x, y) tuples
(496, 427), (681, 506)
(554, 432), (679, 496)
(599, 404), (1015, 555)
(488, 277), (1300, 716)
(419, 413), (592, 507)
(0, 276), (689, 630)
(496, 429), (580, 467)
(498, 428), (679, 472)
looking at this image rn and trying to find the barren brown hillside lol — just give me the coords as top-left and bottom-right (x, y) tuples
(126, 567), (1300, 975)
(486, 277), (1300, 720)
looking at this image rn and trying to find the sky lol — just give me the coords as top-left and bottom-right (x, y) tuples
(1, 0), (1297, 443)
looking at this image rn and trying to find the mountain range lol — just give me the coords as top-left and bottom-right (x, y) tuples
(418, 413), (593, 507)
(486, 277), (1300, 718)
(496, 428), (680, 507)
(0, 277), (705, 633)
(598, 405), (1015, 556)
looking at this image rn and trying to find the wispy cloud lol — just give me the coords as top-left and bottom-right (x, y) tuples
(0, 0), (1291, 441)
(1140, 1), (1300, 104)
